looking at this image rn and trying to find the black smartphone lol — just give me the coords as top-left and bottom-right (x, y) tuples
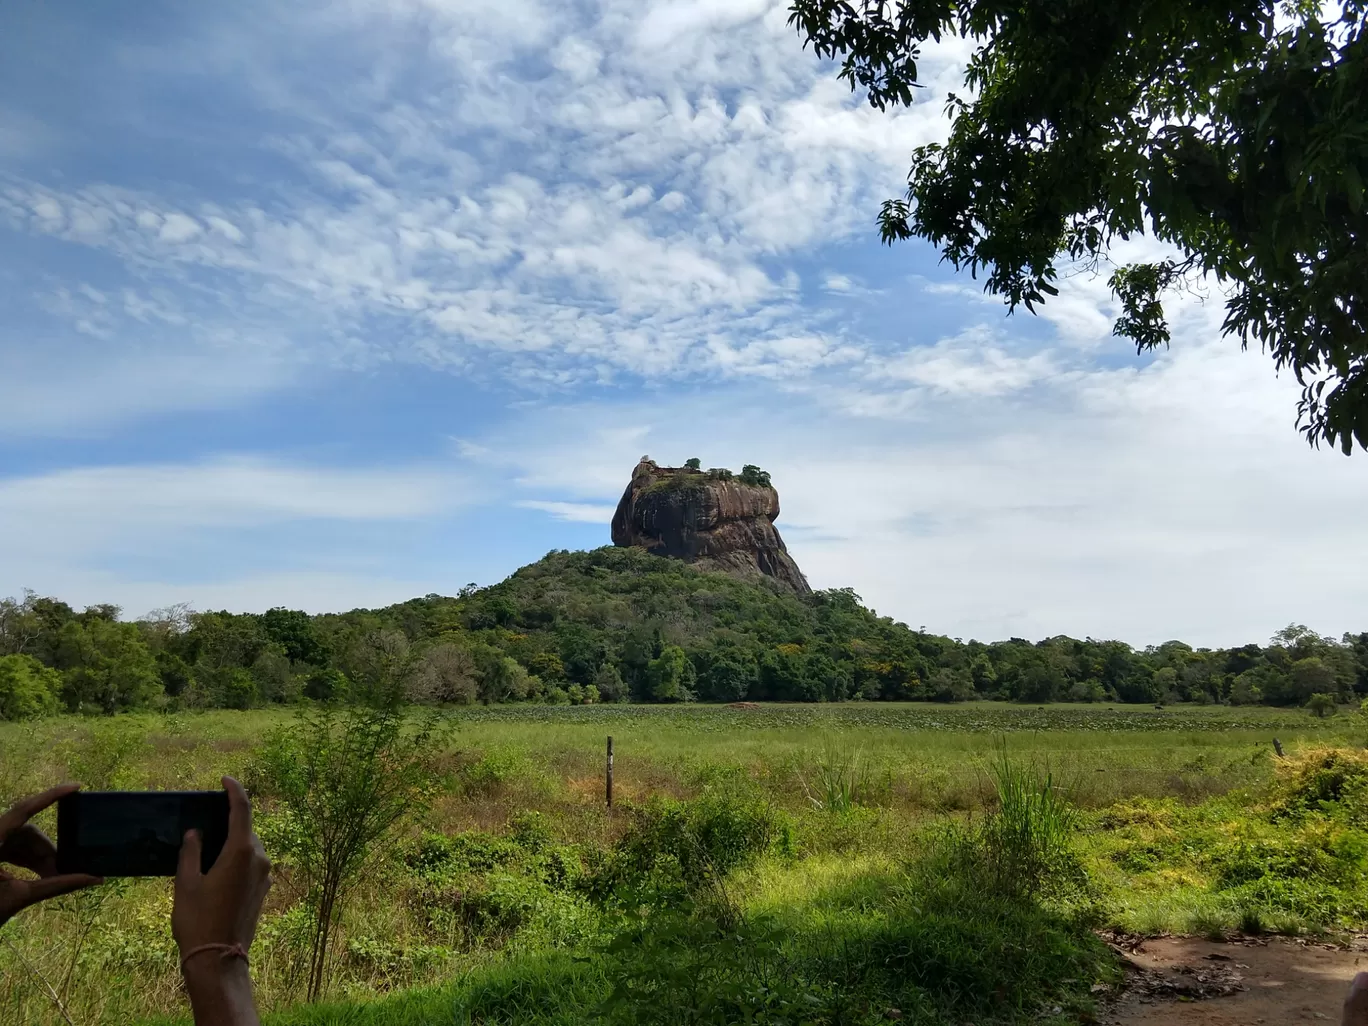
(56, 790), (230, 877)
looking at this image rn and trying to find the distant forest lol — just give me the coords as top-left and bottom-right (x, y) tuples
(2, 547), (1365, 718)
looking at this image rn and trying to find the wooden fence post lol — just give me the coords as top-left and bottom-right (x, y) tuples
(606, 735), (614, 809)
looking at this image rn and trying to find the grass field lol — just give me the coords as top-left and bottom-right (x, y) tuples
(1, 702), (1364, 1025)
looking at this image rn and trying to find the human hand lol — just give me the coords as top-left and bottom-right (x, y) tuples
(1343, 971), (1368, 1026)
(173, 775), (271, 956)
(173, 776), (270, 1026)
(0, 784), (102, 927)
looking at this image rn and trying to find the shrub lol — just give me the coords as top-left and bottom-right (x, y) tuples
(602, 861), (1110, 1026)
(252, 703), (445, 1000)
(1307, 692), (1338, 718)
(57, 719), (149, 789)
(403, 831), (521, 880)
(510, 811), (554, 852)
(1272, 747), (1368, 821)
(458, 747), (530, 796)
(591, 793), (780, 908)
(933, 755), (1084, 904)
(738, 465), (772, 487)
(0, 653), (61, 720)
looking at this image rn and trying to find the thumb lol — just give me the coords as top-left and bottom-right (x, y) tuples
(22, 873), (102, 907)
(177, 829), (202, 882)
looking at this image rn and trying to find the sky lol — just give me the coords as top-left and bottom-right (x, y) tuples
(1, 0), (1364, 649)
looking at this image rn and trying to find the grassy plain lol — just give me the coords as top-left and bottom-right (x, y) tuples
(0, 702), (1363, 1026)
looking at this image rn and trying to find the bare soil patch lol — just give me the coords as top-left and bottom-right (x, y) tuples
(1102, 933), (1368, 1025)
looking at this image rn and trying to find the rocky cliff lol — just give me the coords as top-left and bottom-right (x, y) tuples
(610, 457), (811, 594)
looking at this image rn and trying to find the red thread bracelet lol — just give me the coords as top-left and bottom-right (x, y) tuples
(180, 943), (249, 971)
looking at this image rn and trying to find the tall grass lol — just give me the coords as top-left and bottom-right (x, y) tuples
(796, 740), (868, 812)
(977, 753), (1081, 900)
(0, 705), (1361, 1025)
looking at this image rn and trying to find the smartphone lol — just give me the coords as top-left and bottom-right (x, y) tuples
(56, 790), (230, 877)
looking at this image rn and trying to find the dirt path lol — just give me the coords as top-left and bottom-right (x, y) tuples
(1102, 935), (1368, 1025)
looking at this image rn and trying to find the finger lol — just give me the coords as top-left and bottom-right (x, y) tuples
(0, 825), (58, 877)
(177, 829), (202, 881)
(223, 775), (252, 841)
(0, 784), (80, 840)
(19, 873), (101, 907)
(28, 828), (57, 878)
(251, 835), (271, 877)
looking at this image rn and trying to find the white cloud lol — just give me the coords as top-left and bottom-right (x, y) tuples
(0, 340), (296, 439)
(516, 500), (619, 523)
(0, 457), (476, 553)
(0, 0), (971, 392)
(158, 212), (203, 242)
(866, 328), (1058, 398)
(0, 455), (494, 616)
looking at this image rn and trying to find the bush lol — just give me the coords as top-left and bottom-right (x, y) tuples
(1272, 747), (1368, 821)
(0, 653), (61, 720)
(252, 703), (446, 1000)
(602, 846), (1110, 1026)
(1307, 692), (1338, 718)
(57, 719), (149, 789)
(591, 793), (780, 908)
(403, 831), (521, 881)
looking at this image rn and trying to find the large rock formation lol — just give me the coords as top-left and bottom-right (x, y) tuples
(610, 457), (811, 594)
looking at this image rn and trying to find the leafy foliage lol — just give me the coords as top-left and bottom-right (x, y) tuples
(0, 654), (61, 720)
(251, 703), (446, 1000)
(1093, 745), (1368, 933)
(2, 554), (1366, 716)
(587, 792), (782, 910)
(791, 0), (1368, 451)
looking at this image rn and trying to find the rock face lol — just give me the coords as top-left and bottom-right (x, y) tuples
(610, 457), (811, 594)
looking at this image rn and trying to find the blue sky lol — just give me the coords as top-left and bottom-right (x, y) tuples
(2, 0), (1365, 648)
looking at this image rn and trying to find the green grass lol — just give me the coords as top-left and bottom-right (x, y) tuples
(1, 702), (1364, 1025)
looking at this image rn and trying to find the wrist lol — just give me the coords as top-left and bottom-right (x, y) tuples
(181, 955), (257, 1025)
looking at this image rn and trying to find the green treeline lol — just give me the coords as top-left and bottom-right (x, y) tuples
(2, 546), (1365, 717)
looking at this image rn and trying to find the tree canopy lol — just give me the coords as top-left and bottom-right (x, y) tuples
(790, 0), (1368, 452)
(2, 551), (1366, 716)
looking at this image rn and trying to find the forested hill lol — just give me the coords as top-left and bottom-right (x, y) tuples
(2, 546), (1366, 717)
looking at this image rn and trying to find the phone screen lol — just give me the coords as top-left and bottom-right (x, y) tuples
(56, 791), (230, 877)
